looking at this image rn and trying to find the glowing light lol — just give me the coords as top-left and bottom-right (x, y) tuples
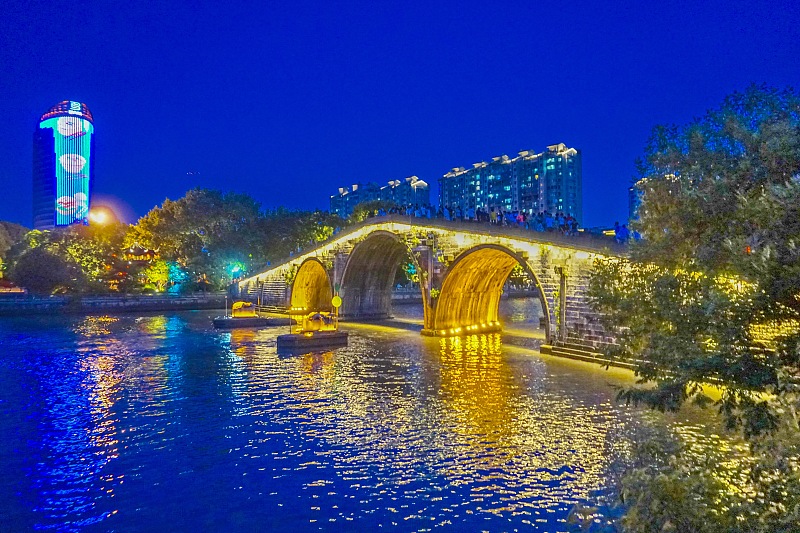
(89, 209), (108, 224)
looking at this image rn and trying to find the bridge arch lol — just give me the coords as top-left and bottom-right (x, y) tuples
(290, 258), (333, 313)
(338, 230), (426, 320)
(428, 244), (551, 340)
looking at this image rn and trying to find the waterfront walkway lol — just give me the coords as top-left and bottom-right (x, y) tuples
(0, 293), (226, 316)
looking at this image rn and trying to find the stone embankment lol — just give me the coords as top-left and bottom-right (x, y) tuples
(0, 293), (226, 316)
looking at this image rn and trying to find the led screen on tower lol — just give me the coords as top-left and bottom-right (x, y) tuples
(38, 102), (94, 226)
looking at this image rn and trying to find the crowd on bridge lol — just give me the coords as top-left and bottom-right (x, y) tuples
(613, 221), (640, 243)
(369, 204), (582, 236)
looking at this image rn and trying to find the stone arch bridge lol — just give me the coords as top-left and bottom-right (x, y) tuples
(235, 216), (626, 349)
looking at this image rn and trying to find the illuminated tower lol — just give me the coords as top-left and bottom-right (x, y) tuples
(32, 101), (95, 230)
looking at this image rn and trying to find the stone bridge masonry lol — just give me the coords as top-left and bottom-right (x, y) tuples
(235, 215), (627, 351)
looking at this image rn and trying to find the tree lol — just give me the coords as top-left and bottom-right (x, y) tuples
(143, 260), (170, 292)
(0, 221), (28, 260)
(6, 223), (130, 293)
(350, 200), (397, 222)
(126, 189), (345, 289)
(8, 247), (82, 294)
(127, 188), (265, 287)
(589, 85), (800, 531)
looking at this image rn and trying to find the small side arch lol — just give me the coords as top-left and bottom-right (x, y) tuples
(290, 258), (333, 313)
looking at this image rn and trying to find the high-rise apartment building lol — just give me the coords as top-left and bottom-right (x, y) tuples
(330, 176), (429, 218)
(32, 101), (95, 230)
(439, 143), (582, 224)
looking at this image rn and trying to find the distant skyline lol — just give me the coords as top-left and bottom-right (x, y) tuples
(1, 0), (798, 228)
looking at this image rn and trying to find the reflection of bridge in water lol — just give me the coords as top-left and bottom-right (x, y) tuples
(235, 216), (626, 352)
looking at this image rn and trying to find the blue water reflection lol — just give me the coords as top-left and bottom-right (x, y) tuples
(0, 310), (707, 531)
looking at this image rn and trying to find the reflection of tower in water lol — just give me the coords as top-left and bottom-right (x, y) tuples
(30, 315), (127, 526)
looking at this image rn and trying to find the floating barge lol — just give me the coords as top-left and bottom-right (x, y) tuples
(213, 315), (271, 328)
(277, 311), (348, 354)
(213, 300), (271, 329)
(276, 330), (349, 353)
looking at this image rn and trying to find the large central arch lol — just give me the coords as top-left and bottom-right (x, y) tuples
(427, 244), (551, 338)
(339, 231), (423, 320)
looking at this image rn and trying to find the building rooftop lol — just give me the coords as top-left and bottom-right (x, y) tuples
(39, 101), (94, 123)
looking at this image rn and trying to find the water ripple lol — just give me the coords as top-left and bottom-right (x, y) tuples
(0, 309), (717, 532)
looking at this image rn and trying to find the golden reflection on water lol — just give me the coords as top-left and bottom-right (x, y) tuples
(300, 350), (336, 375)
(437, 333), (514, 444)
(430, 331), (628, 513)
(76, 318), (123, 461)
(58, 313), (192, 517)
(28, 315), (132, 523)
(229, 328), (257, 359)
(136, 315), (169, 335)
(76, 315), (119, 336)
(215, 323), (642, 523)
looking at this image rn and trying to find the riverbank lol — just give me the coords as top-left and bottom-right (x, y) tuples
(0, 293), (226, 316)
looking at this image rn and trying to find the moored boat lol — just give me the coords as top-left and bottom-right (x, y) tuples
(213, 315), (271, 328)
(276, 330), (349, 353)
(276, 311), (348, 353)
(214, 300), (271, 328)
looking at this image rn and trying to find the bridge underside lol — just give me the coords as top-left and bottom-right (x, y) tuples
(339, 233), (409, 320)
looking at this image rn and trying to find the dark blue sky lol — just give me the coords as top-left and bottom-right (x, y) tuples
(1, 0), (798, 228)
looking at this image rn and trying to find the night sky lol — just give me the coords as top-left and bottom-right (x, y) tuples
(1, 0), (798, 228)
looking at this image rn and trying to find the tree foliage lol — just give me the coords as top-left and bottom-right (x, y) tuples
(589, 85), (800, 530)
(125, 188), (344, 289)
(0, 221), (28, 259)
(8, 247), (82, 294)
(125, 188), (263, 283)
(4, 223), (128, 293)
(4, 189), (344, 294)
(143, 259), (170, 292)
(350, 200), (397, 222)
(617, 424), (800, 533)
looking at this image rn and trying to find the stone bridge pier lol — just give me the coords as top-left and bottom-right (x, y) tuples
(236, 217), (623, 350)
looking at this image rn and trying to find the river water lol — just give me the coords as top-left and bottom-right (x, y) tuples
(0, 302), (712, 532)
